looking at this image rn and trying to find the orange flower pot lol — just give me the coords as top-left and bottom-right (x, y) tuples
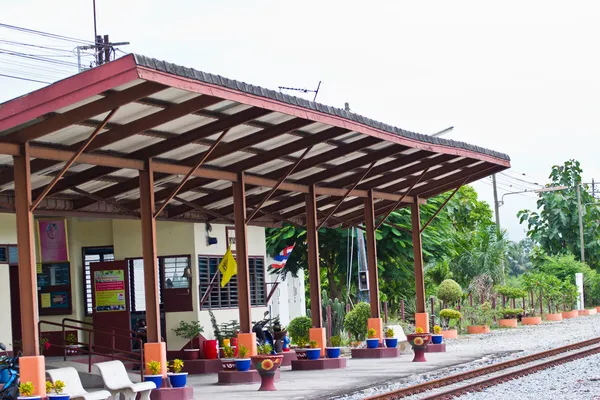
(595, 306), (600, 313)
(466, 325), (490, 334)
(544, 313), (562, 321)
(588, 308), (597, 316)
(562, 310), (579, 319)
(441, 329), (458, 339)
(498, 318), (518, 328)
(578, 309), (596, 316)
(521, 316), (542, 325)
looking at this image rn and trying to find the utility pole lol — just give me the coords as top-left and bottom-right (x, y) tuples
(492, 174), (500, 229)
(577, 184), (585, 263)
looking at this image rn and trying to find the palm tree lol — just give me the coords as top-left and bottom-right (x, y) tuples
(506, 239), (534, 276)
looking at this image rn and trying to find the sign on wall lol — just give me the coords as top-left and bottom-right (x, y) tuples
(94, 270), (126, 312)
(36, 219), (69, 263)
(226, 226), (236, 253)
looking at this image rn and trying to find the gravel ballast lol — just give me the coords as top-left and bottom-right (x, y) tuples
(335, 314), (600, 399)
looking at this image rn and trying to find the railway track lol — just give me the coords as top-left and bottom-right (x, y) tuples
(365, 336), (600, 400)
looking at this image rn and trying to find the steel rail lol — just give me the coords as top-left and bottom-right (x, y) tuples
(366, 336), (600, 399)
(419, 344), (600, 399)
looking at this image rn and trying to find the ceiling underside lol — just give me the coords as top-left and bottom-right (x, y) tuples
(0, 54), (510, 228)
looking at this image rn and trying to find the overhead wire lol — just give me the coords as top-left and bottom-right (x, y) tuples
(0, 73), (50, 84)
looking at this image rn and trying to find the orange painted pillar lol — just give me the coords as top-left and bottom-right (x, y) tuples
(367, 318), (384, 342)
(14, 144), (46, 397)
(144, 342), (168, 377)
(411, 200), (429, 333)
(364, 191), (384, 342)
(309, 328), (326, 357)
(237, 332), (257, 357)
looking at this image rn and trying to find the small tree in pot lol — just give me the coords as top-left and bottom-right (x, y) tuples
(172, 320), (203, 360)
(464, 302), (494, 334)
(439, 309), (461, 339)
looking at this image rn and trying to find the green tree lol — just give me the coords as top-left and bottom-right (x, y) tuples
(518, 160), (600, 269)
(506, 239), (534, 276)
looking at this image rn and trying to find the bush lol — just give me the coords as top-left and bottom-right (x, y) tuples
(344, 302), (371, 341)
(498, 307), (523, 319)
(437, 279), (463, 304)
(287, 316), (312, 344)
(495, 285), (527, 299)
(464, 302), (495, 326)
(439, 309), (462, 321)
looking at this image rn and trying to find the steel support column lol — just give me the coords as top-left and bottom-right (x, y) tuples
(139, 159), (161, 343)
(13, 143), (40, 356)
(364, 190), (380, 318)
(411, 200), (426, 314)
(233, 172), (252, 333)
(306, 185), (323, 328)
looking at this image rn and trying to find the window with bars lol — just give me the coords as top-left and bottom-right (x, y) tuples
(198, 255), (266, 309)
(128, 256), (190, 313)
(83, 247), (115, 316)
(0, 245), (18, 265)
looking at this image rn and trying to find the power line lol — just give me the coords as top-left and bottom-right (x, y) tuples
(0, 73), (50, 84)
(0, 22), (95, 45)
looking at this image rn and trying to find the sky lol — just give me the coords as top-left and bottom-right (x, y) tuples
(2, 0), (600, 241)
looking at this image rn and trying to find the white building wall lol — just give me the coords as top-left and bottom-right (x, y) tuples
(266, 255), (306, 326)
(0, 214), (16, 349)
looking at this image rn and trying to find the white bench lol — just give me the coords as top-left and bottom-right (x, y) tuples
(46, 367), (111, 400)
(94, 360), (156, 400)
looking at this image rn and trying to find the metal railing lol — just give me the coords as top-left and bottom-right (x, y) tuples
(38, 318), (144, 379)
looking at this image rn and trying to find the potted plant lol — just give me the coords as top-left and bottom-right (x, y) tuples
(305, 340), (321, 360)
(172, 320), (203, 360)
(144, 360), (163, 389)
(465, 302), (494, 334)
(64, 333), (78, 356)
(439, 309), (461, 339)
(46, 380), (69, 400)
(251, 344), (283, 391)
(295, 338), (308, 360)
(498, 308), (523, 328)
(366, 328), (379, 349)
(18, 381), (40, 400)
(272, 317), (286, 353)
(221, 345), (236, 372)
(406, 327), (431, 362)
(235, 345), (251, 372)
(561, 282), (579, 319)
(384, 327), (398, 348)
(431, 325), (443, 344)
(166, 359), (187, 388)
(326, 335), (341, 358)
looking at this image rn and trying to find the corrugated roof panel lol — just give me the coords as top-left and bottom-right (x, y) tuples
(202, 180), (231, 190)
(36, 124), (101, 146)
(289, 167), (323, 180)
(54, 94), (103, 114)
(208, 151), (253, 167)
(153, 113), (214, 133)
(326, 152), (363, 166)
(107, 169), (139, 178)
(254, 133), (299, 151)
(112, 79), (146, 92)
(101, 134), (164, 153)
(160, 143), (208, 160)
(77, 180), (114, 193)
(257, 112), (296, 125)
(246, 159), (289, 174)
(149, 87), (201, 103)
(215, 123), (262, 142)
(204, 100), (236, 111)
(97, 102), (161, 125)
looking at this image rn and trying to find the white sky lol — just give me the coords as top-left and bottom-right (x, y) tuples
(3, 0), (600, 241)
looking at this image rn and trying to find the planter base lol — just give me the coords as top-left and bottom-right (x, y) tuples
(279, 351), (298, 366)
(291, 358), (346, 370)
(150, 387), (194, 400)
(218, 369), (280, 385)
(544, 313), (563, 321)
(521, 316), (542, 325)
(412, 348), (427, 362)
(441, 329), (458, 339)
(181, 359), (222, 374)
(424, 343), (446, 353)
(351, 348), (399, 359)
(579, 309), (597, 316)
(562, 310), (579, 319)
(466, 325), (490, 334)
(499, 319), (518, 328)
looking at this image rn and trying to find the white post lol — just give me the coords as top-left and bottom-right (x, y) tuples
(575, 272), (584, 310)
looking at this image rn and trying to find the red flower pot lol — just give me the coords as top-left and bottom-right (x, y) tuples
(251, 355), (283, 391)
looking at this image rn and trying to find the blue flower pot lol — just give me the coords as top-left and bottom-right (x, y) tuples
(305, 348), (321, 360)
(385, 338), (398, 348)
(325, 347), (341, 358)
(366, 338), (379, 349)
(47, 395), (70, 400)
(235, 358), (251, 372)
(168, 372), (188, 388)
(431, 335), (443, 344)
(143, 375), (163, 389)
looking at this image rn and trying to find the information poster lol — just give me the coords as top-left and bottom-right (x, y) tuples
(40, 292), (69, 309)
(37, 219), (69, 262)
(94, 270), (126, 312)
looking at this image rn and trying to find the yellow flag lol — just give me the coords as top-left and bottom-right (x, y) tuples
(219, 247), (237, 287)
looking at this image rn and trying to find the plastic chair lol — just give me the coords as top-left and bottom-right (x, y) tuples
(46, 367), (111, 400)
(94, 360), (156, 400)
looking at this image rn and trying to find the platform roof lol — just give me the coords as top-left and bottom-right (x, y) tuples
(0, 54), (510, 227)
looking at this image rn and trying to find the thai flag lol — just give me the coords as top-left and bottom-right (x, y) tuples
(272, 244), (295, 269)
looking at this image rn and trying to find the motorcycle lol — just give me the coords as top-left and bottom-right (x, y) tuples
(252, 311), (277, 354)
(0, 343), (19, 399)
